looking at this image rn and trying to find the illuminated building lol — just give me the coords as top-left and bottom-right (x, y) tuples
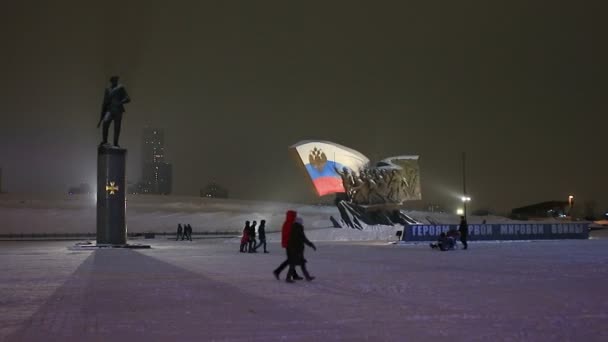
(140, 128), (173, 195)
(143, 128), (165, 164)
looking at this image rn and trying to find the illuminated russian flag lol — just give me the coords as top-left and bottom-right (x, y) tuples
(304, 160), (347, 196)
(291, 141), (370, 196)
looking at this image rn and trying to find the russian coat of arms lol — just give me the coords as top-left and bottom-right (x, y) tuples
(308, 147), (327, 171)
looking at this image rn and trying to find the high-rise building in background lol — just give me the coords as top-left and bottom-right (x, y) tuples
(143, 128), (165, 164)
(200, 182), (229, 199)
(142, 161), (172, 195)
(133, 128), (173, 195)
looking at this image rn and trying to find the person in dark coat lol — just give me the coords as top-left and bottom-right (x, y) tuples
(248, 221), (257, 253)
(240, 221), (250, 252)
(458, 216), (469, 250)
(273, 211), (302, 280)
(285, 217), (316, 283)
(254, 220), (268, 253)
(176, 224), (183, 241)
(185, 224), (193, 241)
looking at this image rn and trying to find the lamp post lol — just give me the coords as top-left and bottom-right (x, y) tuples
(568, 195), (574, 218)
(461, 196), (471, 219)
(461, 152), (470, 219)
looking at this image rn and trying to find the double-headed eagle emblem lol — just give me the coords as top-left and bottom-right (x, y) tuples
(308, 147), (327, 172)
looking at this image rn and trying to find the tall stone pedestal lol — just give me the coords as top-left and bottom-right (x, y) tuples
(97, 146), (127, 245)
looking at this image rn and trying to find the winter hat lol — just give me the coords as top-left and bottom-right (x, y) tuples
(295, 217), (303, 225)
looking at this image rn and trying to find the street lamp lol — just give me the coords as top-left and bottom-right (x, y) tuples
(568, 195), (575, 218)
(461, 196), (471, 218)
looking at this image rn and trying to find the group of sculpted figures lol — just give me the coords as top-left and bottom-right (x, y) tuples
(335, 166), (419, 206)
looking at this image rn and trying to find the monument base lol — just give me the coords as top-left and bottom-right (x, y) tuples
(335, 200), (419, 229)
(69, 241), (151, 250)
(97, 145), (127, 245)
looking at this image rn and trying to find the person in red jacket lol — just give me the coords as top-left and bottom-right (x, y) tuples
(273, 210), (302, 280)
(239, 221), (250, 253)
(285, 216), (316, 283)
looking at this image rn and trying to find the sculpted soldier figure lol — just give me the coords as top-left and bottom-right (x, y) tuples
(335, 167), (355, 199)
(352, 174), (371, 204)
(98, 76), (131, 147)
(376, 169), (391, 203)
(388, 169), (402, 203)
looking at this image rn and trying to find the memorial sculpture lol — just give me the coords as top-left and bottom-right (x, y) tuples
(291, 140), (422, 228)
(96, 76), (130, 245)
(98, 76), (131, 147)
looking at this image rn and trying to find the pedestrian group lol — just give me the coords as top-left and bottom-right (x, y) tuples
(238, 211), (318, 283)
(176, 223), (193, 241)
(240, 220), (268, 253)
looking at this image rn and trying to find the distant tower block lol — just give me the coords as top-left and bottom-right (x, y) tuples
(97, 146), (127, 245)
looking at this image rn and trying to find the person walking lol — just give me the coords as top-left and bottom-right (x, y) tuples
(185, 224), (193, 241)
(254, 220), (268, 253)
(248, 221), (257, 253)
(240, 221), (250, 253)
(285, 217), (316, 283)
(273, 211), (302, 280)
(176, 224), (183, 241)
(458, 216), (469, 250)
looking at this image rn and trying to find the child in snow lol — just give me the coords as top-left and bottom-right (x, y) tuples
(430, 232), (452, 251)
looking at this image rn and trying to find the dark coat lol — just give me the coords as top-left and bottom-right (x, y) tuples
(287, 222), (315, 265)
(258, 223), (266, 240)
(249, 224), (256, 239)
(458, 220), (468, 236)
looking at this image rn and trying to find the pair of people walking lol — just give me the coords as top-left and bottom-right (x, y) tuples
(239, 220), (268, 253)
(177, 223), (193, 241)
(273, 210), (316, 283)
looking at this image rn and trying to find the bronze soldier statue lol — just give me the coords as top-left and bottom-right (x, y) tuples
(98, 76), (131, 147)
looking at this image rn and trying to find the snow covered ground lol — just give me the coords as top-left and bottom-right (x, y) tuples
(0, 194), (341, 236)
(1, 237), (608, 341)
(0, 194), (554, 241)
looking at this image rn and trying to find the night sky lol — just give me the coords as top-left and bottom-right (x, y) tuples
(0, 1), (606, 214)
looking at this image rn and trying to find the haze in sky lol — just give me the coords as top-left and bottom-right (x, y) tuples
(0, 1), (605, 214)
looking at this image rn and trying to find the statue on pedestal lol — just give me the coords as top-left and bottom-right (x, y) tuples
(98, 76), (131, 147)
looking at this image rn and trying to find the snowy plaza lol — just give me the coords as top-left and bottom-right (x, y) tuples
(2, 235), (608, 341)
(1, 1), (605, 340)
